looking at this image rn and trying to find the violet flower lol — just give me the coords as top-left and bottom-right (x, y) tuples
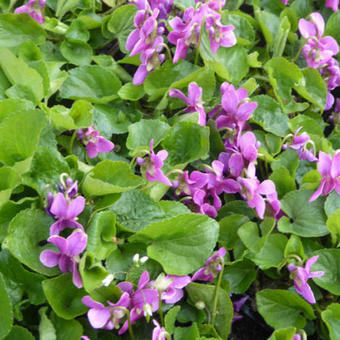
(151, 273), (191, 304)
(40, 230), (87, 288)
(281, 0), (289, 4)
(49, 192), (85, 235)
(14, 0), (46, 24)
(152, 320), (167, 340)
(282, 127), (317, 162)
(293, 335), (302, 340)
(325, 0), (339, 11)
(213, 82), (257, 131)
(118, 271), (159, 335)
(169, 82), (206, 125)
(309, 151), (340, 202)
(232, 296), (248, 323)
(77, 126), (114, 159)
(192, 247), (226, 282)
(137, 139), (171, 186)
(238, 177), (280, 219)
(82, 293), (131, 330)
(287, 256), (324, 304)
(196, 0), (226, 11)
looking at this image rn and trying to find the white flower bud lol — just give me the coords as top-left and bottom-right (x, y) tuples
(102, 274), (114, 287)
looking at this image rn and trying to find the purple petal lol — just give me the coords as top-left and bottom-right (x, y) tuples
(138, 271), (150, 289)
(72, 261), (83, 288)
(40, 250), (60, 267)
(82, 296), (105, 309)
(66, 196), (85, 219)
(87, 306), (111, 328)
(96, 137), (114, 153)
(50, 193), (68, 218)
(133, 64), (148, 85)
(66, 231), (87, 256)
(299, 18), (316, 39)
(86, 142), (98, 159)
(47, 235), (67, 253)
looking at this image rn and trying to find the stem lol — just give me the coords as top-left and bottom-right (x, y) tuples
(127, 309), (136, 340)
(292, 40), (305, 63)
(68, 130), (77, 155)
(158, 290), (165, 327)
(211, 259), (225, 326)
(253, 75), (270, 83)
(195, 18), (207, 65)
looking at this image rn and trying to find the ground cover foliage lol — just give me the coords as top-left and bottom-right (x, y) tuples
(0, 0), (339, 339)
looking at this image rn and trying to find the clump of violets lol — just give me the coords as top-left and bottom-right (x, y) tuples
(192, 247), (226, 281)
(40, 230), (87, 288)
(309, 151), (340, 202)
(77, 126), (114, 159)
(14, 0), (46, 24)
(287, 256), (324, 304)
(137, 139), (172, 186)
(282, 127), (317, 162)
(168, 3), (236, 63)
(169, 82), (206, 126)
(126, 4), (167, 85)
(298, 12), (340, 109)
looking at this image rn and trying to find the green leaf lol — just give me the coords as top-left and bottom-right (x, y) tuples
(268, 327), (297, 340)
(321, 303), (340, 340)
(5, 209), (59, 276)
(273, 16), (290, 58)
(325, 11), (340, 46)
(0, 47), (44, 104)
(294, 68), (327, 110)
(59, 66), (122, 103)
(284, 235), (305, 260)
(255, 10), (280, 49)
(186, 282), (233, 339)
(325, 191), (340, 218)
(39, 307), (57, 340)
(0, 167), (21, 207)
(161, 122), (209, 165)
(269, 166), (296, 199)
(83, 160), (143, 197)
(271, 149), (299, 176)
(79, 253), (109, 293)
(0, 272), (13, 338)
(60, 40), (92, 66)
(50, 313), (84, 340)
(0, 106), (46, 167)
(130, 214), (219, 275)
(126, 119), (170, 151)
(289, 114), (324, 137)
(87, 211), (117, 260)
(0, 13), (46, 48)
(326, 209), (340, 246)
(56, 0), (79, 18)
(223, 259), (257, 294)
(3, 326), (34, 340)
(50, 100), (93, 131)
(264, 57), (304, 111)
(174, 324), (199, 340)
(252, 95), (289, 137)
(278, 190), (328, 237)
(118, 82), (145, 101)
(42, 274), (87, 320)
(256, 289), (315, 330)
(310, 249), (340, 295)
(165, 306), (181, 334)
(199, 35), (249, 83)
(107, 5), (138, 53)
(219, 214), (249, 250)
(94, 103), (142, 136)
(0, 249), (45, 305)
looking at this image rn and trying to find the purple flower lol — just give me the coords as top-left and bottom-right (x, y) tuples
(137, 139), (171, 186)
(130, 0), (173, 19)
(192, 247), (226, 282)
(81, 336), (91, 340)
(169, 82), (206, 125)
(82, 292), (131, 330)
(325, 0), (339, 11)
(309, 151), (340, 202)
(282, 127), (317, 162)
(213, 82), (257, 131)
(151, 274), (191, 304)
(40, 230), (87, 288)
(14, 0), (46, 24)
(293, 335), (302, 340)
(118, 271), (159, 334)
(77, 126), (114, 159)
(281, 0), (289, 4)
(196, 0), (226, 11)
(232, 296), (248, 323)
(152, 320), (166, 340)
(287, 256), (324, 304)
(238, 177), (280, 219)
(49, 192), (85, 235)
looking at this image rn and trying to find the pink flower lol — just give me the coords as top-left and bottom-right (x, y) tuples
(287, 256), (324, 304)
(137, 139), (171, 186)
(14, 0), (46, 24)
(77, 126), (114, 159)
(169, 82), (206, 126)
(309, 151), (340, 202)
(40, 230), (87, 288)
(192, 247), (226, 282)
(325, 0), (339, 11)
(152, 320), (166, 340)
